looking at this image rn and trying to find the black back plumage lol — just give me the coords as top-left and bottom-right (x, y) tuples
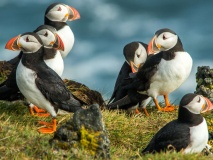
(107, 42), (149, 110)
(20, 43), (82, 113)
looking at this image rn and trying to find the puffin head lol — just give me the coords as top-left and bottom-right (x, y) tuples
(179, 93), (213, 115)
(148, 28), (181, 54)
(5, 32), (43, 53)
(123, 42), (148, 73)
(5, 32), (64, 53)
(34, 25), (64, 51)
(45, 3), (80, 22)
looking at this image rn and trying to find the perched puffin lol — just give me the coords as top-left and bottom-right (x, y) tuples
(107, 42), (152, 115)
(5, 32), (82, 134)
(45, 3), (80, 58)
(0, 25), (65, 115)
(142, 93), (213, 154)
(124, 28), (193, 112)
(0, 3), (80, 100)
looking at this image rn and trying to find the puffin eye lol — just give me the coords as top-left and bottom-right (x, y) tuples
(26, 37), (29, 42)
(44, 32), (48, 37)
(197, 97), (201, 103)
(163, 35), (167, 40)
(57, 6), (62, 11)
(137, 54), (140, 58)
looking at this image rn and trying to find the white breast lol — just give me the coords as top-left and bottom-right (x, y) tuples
(16, 62), (57, 117)
(147, 51), (192, 98)
(44, 51), (64, 77)
(184, 118), (208, 153)
(57, 25), (74, 58)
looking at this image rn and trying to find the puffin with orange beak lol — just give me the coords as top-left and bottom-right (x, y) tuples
(5, 32), (83, 134)
(142, 93), (213, 154)
(123, 28), (192, 112)
(0, 3), (80, 110)
(107, 42), (152, 115)
(45, 3), (80, 58)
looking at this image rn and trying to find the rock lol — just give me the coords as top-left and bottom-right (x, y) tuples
(64, 79), (106, 108)
(50, 104), (110, 159)
(195, 66), (213, 103)
(0, 61), (13, 83)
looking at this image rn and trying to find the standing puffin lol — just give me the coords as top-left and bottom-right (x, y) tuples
(45, 3), (80, 58)
(142, 93), (213, 154)
(124, 28), (193, 112)
(5, 32), (82, 134)
(107, 42), (152, 115)
(0, 25), (65, 115)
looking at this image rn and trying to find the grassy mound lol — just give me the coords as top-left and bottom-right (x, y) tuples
(0, 100), (212, 159)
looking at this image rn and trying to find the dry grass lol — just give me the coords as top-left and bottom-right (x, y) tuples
(0, 100), (213, 159)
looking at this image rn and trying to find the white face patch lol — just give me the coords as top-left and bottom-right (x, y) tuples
(183, 95), (205, 114)
(134, 43), (147, 66)
(45, 4), (69, 22)
(36, 29), (56, 47)
(155, 32), (178, 51)
(18, 35), (42, 53)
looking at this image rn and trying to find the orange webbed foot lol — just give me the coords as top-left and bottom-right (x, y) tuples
(38, 119), (56, 134)
(160, 105), (175, 112)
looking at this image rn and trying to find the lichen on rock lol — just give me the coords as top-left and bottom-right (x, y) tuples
(195, 66), (213, 103)
(50, 104), (110, 159)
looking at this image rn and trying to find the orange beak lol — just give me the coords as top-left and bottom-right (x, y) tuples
(53, 34), (64, 51)
(5, 35), (21, 51)
(66, 6), (80, 21)
(130, 61), (138, 73)
(147, 36), (159, 55)
(201, 97), (213, 113)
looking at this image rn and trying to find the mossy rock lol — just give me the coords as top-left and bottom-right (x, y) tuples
(0, 61), (13, 83)
(50, 104), (110, 159)
(64, 79), (106, 108)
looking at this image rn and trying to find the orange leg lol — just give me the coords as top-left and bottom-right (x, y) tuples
(29, 107), (34, 116)
(33, 105), (47, 113)
(135, 108), (141, 114)
(153, 98), (174, 112)
(163, 95), (175, 111)
(38, 118), (57, 134)
(143, 108), (150, 116)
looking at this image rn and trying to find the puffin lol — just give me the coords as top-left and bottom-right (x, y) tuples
(0, 3), (80, 101)
(0, 25), (65, 115)
(107, 42), (152, 115)
(142, 93), (213, 154)
(5, 32), (83, 134)
(124, 28), (193, 112)
(44, 3), (80, 58)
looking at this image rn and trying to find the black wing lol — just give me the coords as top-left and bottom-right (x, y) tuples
(142, 120), (190, 154)
(108, 62), (131, 104)
(35, 66), (82, 112)
(123, 52), (163, 92)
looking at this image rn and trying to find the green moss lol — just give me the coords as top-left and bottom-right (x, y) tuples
(80, 125), (101, 156)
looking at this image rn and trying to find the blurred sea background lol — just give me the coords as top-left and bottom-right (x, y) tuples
(0, 0), (213, 103)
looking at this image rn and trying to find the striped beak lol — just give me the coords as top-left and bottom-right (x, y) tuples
(66, 5), (80, 21)
(53, 33), (64, 51)
(201, 97), (213, 113)
(130, 61), (139, 73)
(5, 35), (21, 51)
(147, 36), (160, 55)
